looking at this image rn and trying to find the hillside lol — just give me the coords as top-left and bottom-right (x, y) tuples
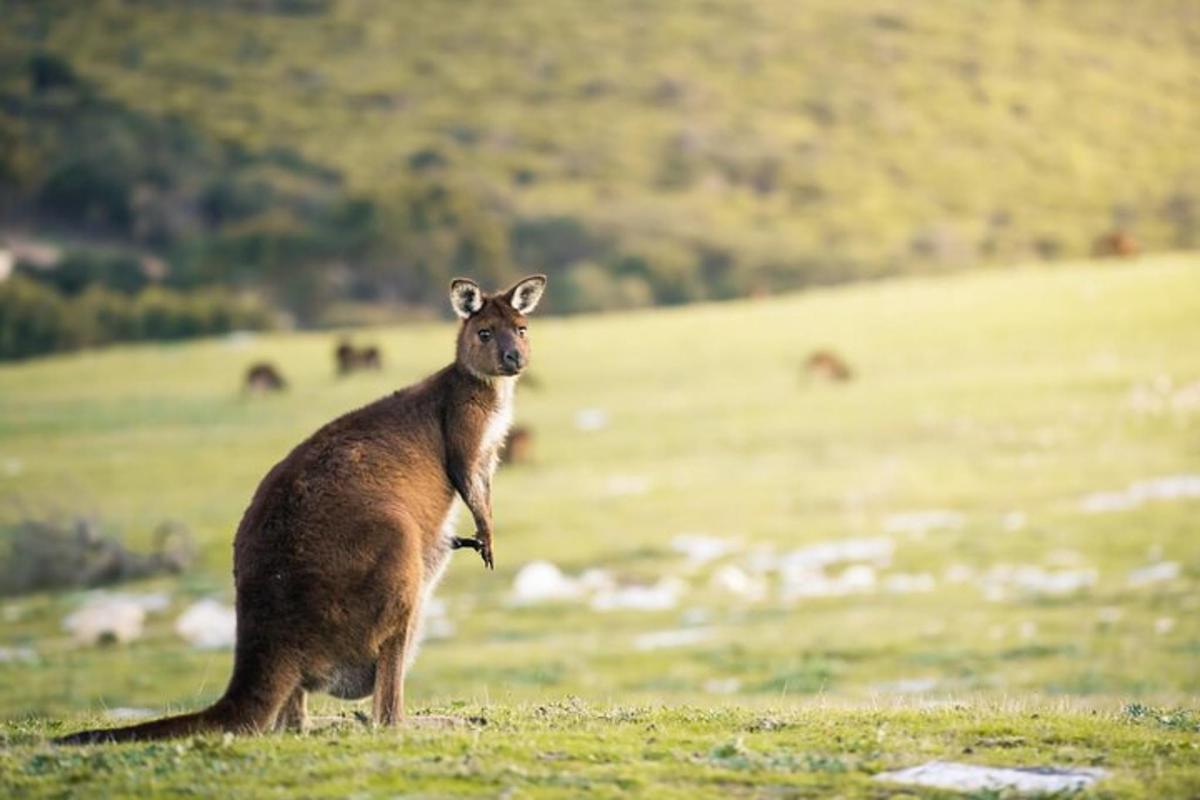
(2, 0), (1199, 324)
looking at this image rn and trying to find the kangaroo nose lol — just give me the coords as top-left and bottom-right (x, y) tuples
(503, 350), (522, 369)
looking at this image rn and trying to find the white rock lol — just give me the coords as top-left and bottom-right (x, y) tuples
(509, 561), (584, 605)
(1079, 490), (1139, 514)
(874, 761), (1106, 794)
(126, 592), (172, 614)
(671, 534), (737, 566)
(781, 564), (877, 601)
(574, 408), (609, 431)
(1155, 617), (1176, 635)
(63, 595), (146, 645)
(710, 565), (766, 600)
(592, 577), (687, 612)
(0, 645), (37, 664)
(775, 537), (894, 576)
(633, 627), (713, 651)
(1081, 475), (1200, 513)
(1128, 561), (1181, 587)
(980, 565), (1096, 600)
(175, 599), (237, 650)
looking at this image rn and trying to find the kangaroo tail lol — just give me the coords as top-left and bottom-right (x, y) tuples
(54, 703), (232, 745)
(55, 640), (300, 745)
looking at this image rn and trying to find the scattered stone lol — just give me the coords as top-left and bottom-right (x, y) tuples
(592, 577), (687, 612)
(781, 564), (877, 602)
(874, 761), (1106, 794)
(980, 565), (1096, 601)
(63, 594), (146, 645)
(633, 627), (714, 651)
(1128, 376), (1200, 418)
(509, 561), (586, 605)
(671, 534), (738, 566)
(574, 408), (609, 431)
(1154, 617), (1176, 635)
(0, 645), (37, 664)
(757, 537), (893, 575)
(710, 565), (766, 601)
(1081, 475), (1200, 514)
(175, 599), (237, 650)
(1128, 561), (1181, 587)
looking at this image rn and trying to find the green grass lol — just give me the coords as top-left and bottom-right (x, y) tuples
(2, 255), (1200, 795)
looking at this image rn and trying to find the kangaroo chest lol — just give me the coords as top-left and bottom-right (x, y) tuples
(478, 377), (515, 466)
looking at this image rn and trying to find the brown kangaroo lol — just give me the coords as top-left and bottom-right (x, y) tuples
(335, 341), (383, 375)
(244, 361), (287, 394)
(57, 275), (547, 744)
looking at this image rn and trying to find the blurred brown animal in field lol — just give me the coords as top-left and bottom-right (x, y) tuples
(244, 362), (287, 393)
(336, 340), (383, 374)
(1092, 231), (1139, 258)
(57, 274), (548, 745)
(805, 349), (854, 383)
(0, 517), (195, 597)
(498, 426), (535, 466)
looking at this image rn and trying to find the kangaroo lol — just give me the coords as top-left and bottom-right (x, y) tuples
(57, 275), (547, 744)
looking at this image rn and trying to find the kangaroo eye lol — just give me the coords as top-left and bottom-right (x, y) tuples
(517, 327), (527, 338)
(477, 329), (492, 342)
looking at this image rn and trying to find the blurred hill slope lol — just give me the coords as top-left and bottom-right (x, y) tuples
(3, 0), (1198, 318)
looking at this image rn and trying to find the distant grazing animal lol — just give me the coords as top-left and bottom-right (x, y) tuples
(336, 341), (383, 374)
(57, 275), (548, 744)
(805, 349), (854, 382)
(244, 362), (287, 394)
(498, 426), (535, 466)
(1092, 231), (1139, 258)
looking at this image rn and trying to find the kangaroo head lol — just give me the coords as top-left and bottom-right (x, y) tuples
(450, 274), (547, 379)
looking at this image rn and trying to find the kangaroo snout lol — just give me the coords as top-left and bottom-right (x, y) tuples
(502, 350), (524, 372)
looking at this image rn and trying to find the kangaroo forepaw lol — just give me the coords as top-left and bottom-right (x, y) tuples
(450, 536), (481, 551)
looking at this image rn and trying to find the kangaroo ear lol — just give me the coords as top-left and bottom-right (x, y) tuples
(449, 278), (484, 319)
(505, 274), (548, 314)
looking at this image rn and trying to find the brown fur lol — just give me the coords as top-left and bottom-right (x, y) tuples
(336, 341), (383, 375)
(244, 362), (287, 394)
(57, 275), (547, 744)
(1092, 230), (1139, 258)
(805, 349), (854, 382)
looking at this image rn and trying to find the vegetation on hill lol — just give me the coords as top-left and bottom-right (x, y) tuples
(2, 0), (1199, 340)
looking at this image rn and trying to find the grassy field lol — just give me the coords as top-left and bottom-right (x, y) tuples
(1, 255), (1199, 796)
